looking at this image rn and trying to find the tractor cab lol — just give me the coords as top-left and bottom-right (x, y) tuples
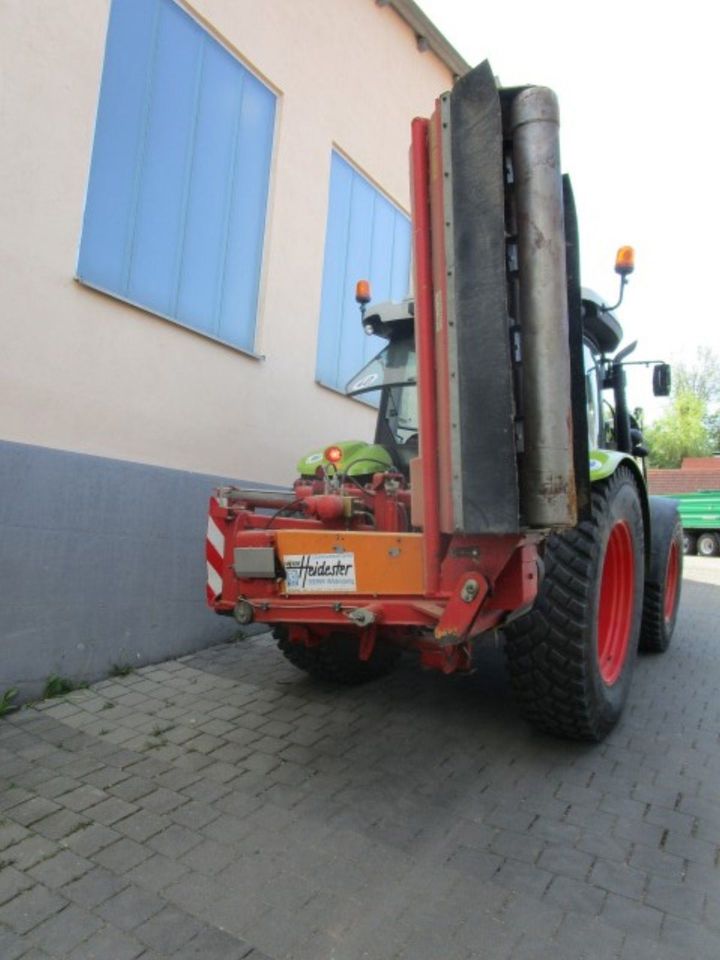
(579, 247), (671, 458)
(295, 295), (419, 482)
(333, 254), (672, 482)
(345, 297), (418, 475)
(298, 252), (667, 486)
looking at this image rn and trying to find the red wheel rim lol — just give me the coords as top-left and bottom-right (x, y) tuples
(597, 521), (635, 685)
(663, 539), (680, 625)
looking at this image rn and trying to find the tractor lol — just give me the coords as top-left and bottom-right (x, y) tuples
(206, 61), (682, 741)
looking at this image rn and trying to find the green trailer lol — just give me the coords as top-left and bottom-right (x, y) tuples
(669, 491), (720, 557)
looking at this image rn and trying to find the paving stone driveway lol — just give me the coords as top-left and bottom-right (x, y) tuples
(1, 558), (719, 960)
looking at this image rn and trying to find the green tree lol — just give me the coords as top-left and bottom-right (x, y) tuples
(646, 392), (712, 468)
(645, 347), (720, 466)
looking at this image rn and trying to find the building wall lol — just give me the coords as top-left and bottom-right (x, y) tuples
(0, 441), (241, 700)
(1, 0), (451, 482)
(0, 0), (453, 698)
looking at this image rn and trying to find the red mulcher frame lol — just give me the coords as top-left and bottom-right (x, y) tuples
(206, 109), (541, 674)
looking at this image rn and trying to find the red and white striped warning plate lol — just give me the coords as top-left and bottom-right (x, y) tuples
(205, 497), (225, 606)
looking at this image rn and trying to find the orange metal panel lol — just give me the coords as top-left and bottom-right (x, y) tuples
(274, 531), (425, 595)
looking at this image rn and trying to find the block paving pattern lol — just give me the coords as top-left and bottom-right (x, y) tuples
(0, 559), (719, 959)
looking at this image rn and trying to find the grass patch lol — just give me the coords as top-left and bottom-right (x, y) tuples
(151, 723), (174, 737)
(0, 688), (18, 718)
(109, 664), (134, 678)
(43, 675), (88, 699)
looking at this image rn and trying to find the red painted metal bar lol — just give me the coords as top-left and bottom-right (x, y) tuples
(213, 596), (444, 627)
(410, 117), (441, 595)
(427, 107), (454, 533)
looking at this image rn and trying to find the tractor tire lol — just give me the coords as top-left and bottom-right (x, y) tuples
(682, 532), (697, 556)
(504, 467), (644, 741)
(275, 629), (400, 685)
(697, 532), (720, 558)
(639, 503), (683, 654)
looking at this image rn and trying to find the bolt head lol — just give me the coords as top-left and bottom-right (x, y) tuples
(461, 578), (479, 603)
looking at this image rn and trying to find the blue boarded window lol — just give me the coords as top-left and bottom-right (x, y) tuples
(77, 0), (276, 352)
(316, 152), (412, 394)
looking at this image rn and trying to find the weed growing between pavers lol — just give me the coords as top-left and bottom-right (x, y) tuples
(0, 688), (18, 717)
(109, 664), (135, 677)
(43, 675), (88, 699)
(151, 724), (174, 737)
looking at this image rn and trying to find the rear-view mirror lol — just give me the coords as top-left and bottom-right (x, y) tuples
(653, 363), (671, 397)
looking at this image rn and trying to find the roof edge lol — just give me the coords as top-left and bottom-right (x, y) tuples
(376, 0), (471, 79)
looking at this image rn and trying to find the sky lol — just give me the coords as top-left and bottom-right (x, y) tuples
(416, 0), (720, 421)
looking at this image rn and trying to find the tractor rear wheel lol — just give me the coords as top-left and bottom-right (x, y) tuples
(275, 629), (400, 685)
(504, 467), (644, 741)
(639, 509), (683, 653)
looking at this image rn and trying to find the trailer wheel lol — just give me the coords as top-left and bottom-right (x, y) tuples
(682, 532), (697, 556)
(639, 508), (683, 653)
(275, 630), (400, 685)
(697, 532), (720, 557)
(504, 467), (644, 741)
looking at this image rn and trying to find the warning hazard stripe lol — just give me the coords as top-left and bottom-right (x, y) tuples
(205, 501), (225, 605)
(206, 515), (225, 558)
(206, 562), (223, 600)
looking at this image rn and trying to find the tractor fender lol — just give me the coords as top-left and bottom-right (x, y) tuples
(590, 450), (651, 572)
(646, 496), (682, 581)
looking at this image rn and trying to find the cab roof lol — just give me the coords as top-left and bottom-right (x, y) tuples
(362, 298), (415, 340)
(364, 291), (625, 356)
(581, 288), (623, 355)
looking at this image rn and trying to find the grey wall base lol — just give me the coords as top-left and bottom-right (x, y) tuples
(0, 440), (258, 702)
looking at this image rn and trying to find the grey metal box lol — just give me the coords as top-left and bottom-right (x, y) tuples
(233, 547), (276, 578)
